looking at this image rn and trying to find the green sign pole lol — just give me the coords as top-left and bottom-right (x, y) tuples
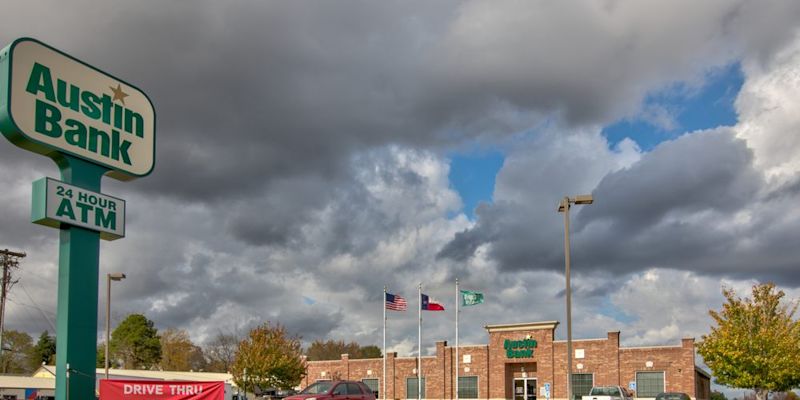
(53, 155), (107, 400)
(1, 37), (155, 400)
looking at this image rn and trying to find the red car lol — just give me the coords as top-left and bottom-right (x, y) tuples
(286, 381), (375, 400)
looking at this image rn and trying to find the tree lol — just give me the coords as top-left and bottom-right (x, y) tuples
(205, 330), (240, 373)
(160, 328), (196, 371)
(187, 345), (208, 372)
(110, 313), (161, 369)
(32, 331), (56, 366)
(0, 330), (34, 373)
(697, 283), (800, 400)
(772, 392), (800, 400)
(231, 323), (306, 391)
(359, 345), (382, 358)
(96, 343), (105, 368)
(710, 391), (728, 400)
(305, 340), (382, 361)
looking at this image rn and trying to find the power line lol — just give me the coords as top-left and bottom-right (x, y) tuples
(19, 268), (56, 286)
(19, 283), (57, 333)
(6, 298), (50, 335)
(0, 249), (26, 371)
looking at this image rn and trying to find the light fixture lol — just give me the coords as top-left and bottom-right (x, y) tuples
(105, 272), (126, 379)
(557, 194), (594, 400)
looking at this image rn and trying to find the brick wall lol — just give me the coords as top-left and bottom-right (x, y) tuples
(304, 325), (701, 400)
(552, 331), (623, 399)
(619, 338), (696, 399)
(487, 327), (556, 400)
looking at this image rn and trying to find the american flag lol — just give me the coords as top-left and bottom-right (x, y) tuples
(385, 292), (408, 311)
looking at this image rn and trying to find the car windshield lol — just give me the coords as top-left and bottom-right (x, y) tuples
(590, 388), (621, 396)
(301, 382), (334, 394)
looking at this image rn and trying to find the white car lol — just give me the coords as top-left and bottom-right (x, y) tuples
(582, 386), (634, 400)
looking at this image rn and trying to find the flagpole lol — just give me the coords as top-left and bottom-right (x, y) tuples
(418, 282), (422, 400)
(455, 278), (459, 400)
(383, 285), (387, 400)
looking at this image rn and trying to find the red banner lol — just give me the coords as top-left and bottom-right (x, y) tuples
(100, 380), (225, 400)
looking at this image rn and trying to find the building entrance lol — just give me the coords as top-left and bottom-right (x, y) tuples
(513, 378), (537, 400)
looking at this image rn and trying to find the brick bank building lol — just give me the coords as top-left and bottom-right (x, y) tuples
(304, 321), (711, 400)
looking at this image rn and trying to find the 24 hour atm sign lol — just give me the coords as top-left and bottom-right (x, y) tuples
(32, 177), (125, 240)
(0, 38), (155, 180)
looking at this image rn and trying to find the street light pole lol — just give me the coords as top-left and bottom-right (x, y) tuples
(558, 195), (593, 400)
(105, 273), (126, 379)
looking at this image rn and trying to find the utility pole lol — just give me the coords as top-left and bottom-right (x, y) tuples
(0, 249), (26, 363)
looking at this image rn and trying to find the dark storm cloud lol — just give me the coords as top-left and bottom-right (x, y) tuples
(3, 0), (800, 351)
(576, 129), (760, 234)
(35, 1), (460, 203)
(5, 0), (799, 207)
(569, 129), (800, 284)
(226, 176), (338, 247)
(437, 226), (494, 262)
(280, 310), (344, 343)
(440, 128), (800, 285)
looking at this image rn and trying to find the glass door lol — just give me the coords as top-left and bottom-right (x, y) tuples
(514, 379), (525, 400)
(513, 379), (537, 400)
(526, 379), (537, 400)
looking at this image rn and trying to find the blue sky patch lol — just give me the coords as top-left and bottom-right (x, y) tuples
(448, 64), (742, 220)
(448, 150), (505, 219)
(603, 62), (744, 151)
(600, 297), (637, 324)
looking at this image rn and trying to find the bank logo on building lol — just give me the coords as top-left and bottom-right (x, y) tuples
(0, 37), (155, 180)
(504, 338), (537, 358)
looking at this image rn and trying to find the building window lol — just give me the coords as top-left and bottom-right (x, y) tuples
(458, 376), (478, 399)
(406, 377), (425, 399)
(636, 372), (665, 398)
(363, 379), (380, 398)
(571, 373), (593, 400)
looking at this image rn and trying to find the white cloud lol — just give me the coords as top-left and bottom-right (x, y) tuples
(736, 33), (800, 183)
(571, 269), (797, 348)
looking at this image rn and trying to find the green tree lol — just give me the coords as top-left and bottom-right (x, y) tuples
(306, 340), (382, 361)
(358, 345), (382, 358)
(96, 343), (104, 368)
(97, 340), (123, 369)
(231, 322), (306, 391)
(0, 330), (35, 373)
(32, 331), (56, 366)
(710, 391), (728, 400)
(697, 283), (800, 400)
(110, 313), (161, 369)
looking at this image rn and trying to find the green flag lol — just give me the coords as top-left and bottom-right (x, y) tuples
(461, 290), (484, 306)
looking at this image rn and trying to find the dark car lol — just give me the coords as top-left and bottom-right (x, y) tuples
(258, 388), (298, 400)
(285, 381), (375, 400)
(655, 393), (692, 400)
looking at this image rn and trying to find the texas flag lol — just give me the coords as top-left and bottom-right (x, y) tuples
(421, 293), (445, 311)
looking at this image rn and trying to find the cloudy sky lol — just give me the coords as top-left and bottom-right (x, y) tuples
(1, 0), (800, 389)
